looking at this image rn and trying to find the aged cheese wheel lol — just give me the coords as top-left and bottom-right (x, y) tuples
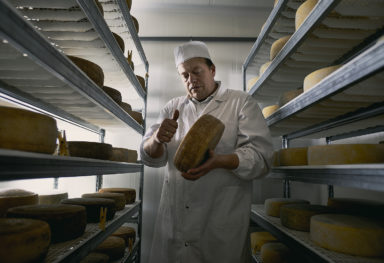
(247, 76), (259, 91)
(174, 114), (225, 173)
(250, 231), (277, 253)
(38, 191), (68, 205)
(67, 141), (113, 160)
(308, 144), (384, 165)
(68, 56), (104, 87)
(99, 188), (136, 204)
(112, 32), (125, 53)
(262, 105), (279, 118)
(80, 252), (109, 263)
(278, 147), (307, 166)
(7, 204), (86, 243)
(0, 189), (38, 217)
(132, 16), (139, 33)
(261, 242), (290, 263)
(95, 0), (104, 16)
(265, 198), (310, 217)
(270, 36), (291, 60)
(310, 214), (384, 257)
(259, 61), (272, 76)
(61, 198), (116, 223)
(280, 204), (334, 231)
(120, 102), (132, 113)
(327, 198), (384, 219)
(0, 106), (57, 154)
(295, 0), (318, 30)
(303, 65), (342, 92)
(129, 111), (144, 125)
(111, 226), (136, 246)
(0, 218), (50, 263)
(95, 236), (126, 260)
(136, 75), (146, 91)
(110, 147), (138, 163)
(278, 88), (303, 107)
(102, 86), (122, 105)
(82, 192), (125, 211)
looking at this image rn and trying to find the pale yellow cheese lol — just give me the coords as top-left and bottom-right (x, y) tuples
(295, 0), (318, 30)
(38, 191), (68, 205)
(0, 189), (38, 217)
(270, 36), (291, 60)
(303, 65), (342, 92)
(99, 188), (136, 204)
(310, 214), (384, 257)
(259, 61), (272, 76)
(95, 236), (126, 260)
(250, 231), (277, 254)
(247, 76), (259, 92)
(261, 242), (290, 263)
(278, 88), (303, 107)
(262, 105), (279, 118)
(265, 198), (310, 217)
(308, 144), (384, 165)
(278, 147), (308, 166)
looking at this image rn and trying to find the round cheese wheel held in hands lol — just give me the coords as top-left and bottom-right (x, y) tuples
(173, 114), (225, 173)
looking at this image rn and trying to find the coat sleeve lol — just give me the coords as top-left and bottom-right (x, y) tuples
(232, 95), (274, 180)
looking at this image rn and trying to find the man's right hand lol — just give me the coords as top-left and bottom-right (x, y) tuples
(154, 109), (179, 144)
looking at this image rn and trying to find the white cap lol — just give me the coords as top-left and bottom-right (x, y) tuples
(174, 41), (211, 67)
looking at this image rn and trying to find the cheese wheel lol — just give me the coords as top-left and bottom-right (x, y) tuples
(38, 191), (68, 205)
(132, 16), (139, 33)
(265, 198), (310, 217)
(95, 236), (126, 260)
(280, 204), (334, 231)
(250, 231), (277, 253)
(120, 102), (132, 113)
(68, 56), (104, 87)
(173, 114), (225, 173)
(61, 198), (116, 223)
(295, 0), (318, 30)
(82, 193), (126, 211)
(112, 32), (125, 53)
(303, 65), (342, 92)
(270, 36), (291, 60)
(111, 226), (136, 246)
(99, 188), (136, 204)
(278, 88), (303, 107)
(310, 214), (384, 257)
(110, 147), (138, 163)
(327, 198), (384, 219)
(80, 252), (109, 263)
(259, 61), (272, 76)
(262, 105), (279, 118)
(247, 76), (259, 91)
(95, 0), (104, 16)
(308, 144), (384, 165)
(0, 218), (50, 263)
(0, 189), (38, 217)
(129, 111), (144, 125)
(7, 204), (86, 243)
(136, 75), (146, 91)
(67, 141), (113, 160)
(102, 86), (122, 105)
(278, 147), (308, 166)
(261, 242), (290, 263)
(0, 106), (57, 154)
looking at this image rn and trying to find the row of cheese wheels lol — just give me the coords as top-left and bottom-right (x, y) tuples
(273, 143), (384, 166)
(0, 105), (138, 161)
(0, 187), (136, 262)
(251, 231), (291, 263)
(262, 197), (384, 258)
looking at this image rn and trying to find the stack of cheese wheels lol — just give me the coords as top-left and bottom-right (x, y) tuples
(280, 204), (334, 231)
(82, 192), (126, 211)
(0, 189), (38, 217)
(173, 114), (225, 173)
(136, 75), (146, 91)
(120, 102), (132, 113)
(307, 144), (384, 165)
(38, 191), (68, 205)
(250, 231), (277, 254)
(95, 236), (126, 260)
(112, 32), (125, 53)
(132, 16), (139, 33)
(68, 56), (104, 88)
(111, 226), (136, 246)
(327, 198), (384, 219)
(278, 88), (303, 107)
(247, 76), (259, 91)
(67, 141), (113, 160)
(270, 35), (291, 60)
(7, 204), (86, 243)
(110, 148), (138, 163)
(310, 214), (384, 257)
(262, 105), (279, 118)
(0, 218), (50, 263)
(261, 242), (290, 263)
(61, 198), (116, 223)
(295, 0), (318, 30)
(0, 106), (58, 154)
(278, 147), (308, 166)
(303, 65), (342, 92)
(80, 252), (109, 263)
(265, 198), (310, 217)
(129, 111), (144, 125)
(99, 188), (136, 204)
(259, 61), (272, 76)
(102, 86), (122, 105)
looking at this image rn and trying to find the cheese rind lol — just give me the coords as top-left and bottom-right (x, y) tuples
(136, 75), (146, 91)
(132, 16), (139, 33)
(38, 191), (68, 205)
(265, 198), (310, 217)
(310, 214), (384, 257)
(102, 86), (122, 105)
(0, 189), (38, 217)
(95, 236), (126, 260)
(111, 226), (136, 246)
(261, 242), (290, 263)
(129, 111), (144, 125)
(250, 231), (277, 254)
(112, 33), (125, 53)
(259, 61), (272, 76)
(110, 148), (138, 163)
(67, 141), (113, 160)
(82, 193), (126, 211)
(68, 56), (104, 88)
(99, 188), (136, 204)
(278, 88), (303, 107)
(80, 252), (109, 263)
(247, 76), (259, 91)
(303, 65), (342, 92)
(295, 0), (318, 30)
(120, 102), (132, 112)
(270, 36), (291, 60)
(262, 105), (279, 118)
(278, 147), (308, 166)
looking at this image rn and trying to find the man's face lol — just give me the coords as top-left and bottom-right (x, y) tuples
(177, 57), (216, 101)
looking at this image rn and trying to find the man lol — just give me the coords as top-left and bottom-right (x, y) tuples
(140, 41), (273, 263)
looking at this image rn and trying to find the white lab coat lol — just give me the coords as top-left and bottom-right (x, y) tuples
(140, 83), (273, 263)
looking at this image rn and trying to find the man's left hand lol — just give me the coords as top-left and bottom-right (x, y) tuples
(181, 150), (217, 180)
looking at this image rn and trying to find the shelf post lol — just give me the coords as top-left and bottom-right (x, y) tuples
(96, 129), (106, 191)
(282, 135), (290, 198)
(325, 137), (335, 198)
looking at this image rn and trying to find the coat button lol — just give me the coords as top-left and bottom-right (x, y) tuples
(185, 205), (189, 209)
(185, 242), (189, 247)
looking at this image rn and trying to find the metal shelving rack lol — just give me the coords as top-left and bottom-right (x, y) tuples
(0, 0), (148, 262)
(244, 0), (384, 262)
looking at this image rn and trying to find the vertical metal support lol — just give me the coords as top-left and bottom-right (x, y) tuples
(282, 135), (289, 149)
(325, 137), (334, 198)
(136, 165), (144, 263)
(96, 129), (106, 192)
(282, 135), (290, 198)
(53, 177), (59, 189)
(242, 65), (246, 92)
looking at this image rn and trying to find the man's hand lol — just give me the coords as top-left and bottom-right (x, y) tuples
(154, 110), (179, 144)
